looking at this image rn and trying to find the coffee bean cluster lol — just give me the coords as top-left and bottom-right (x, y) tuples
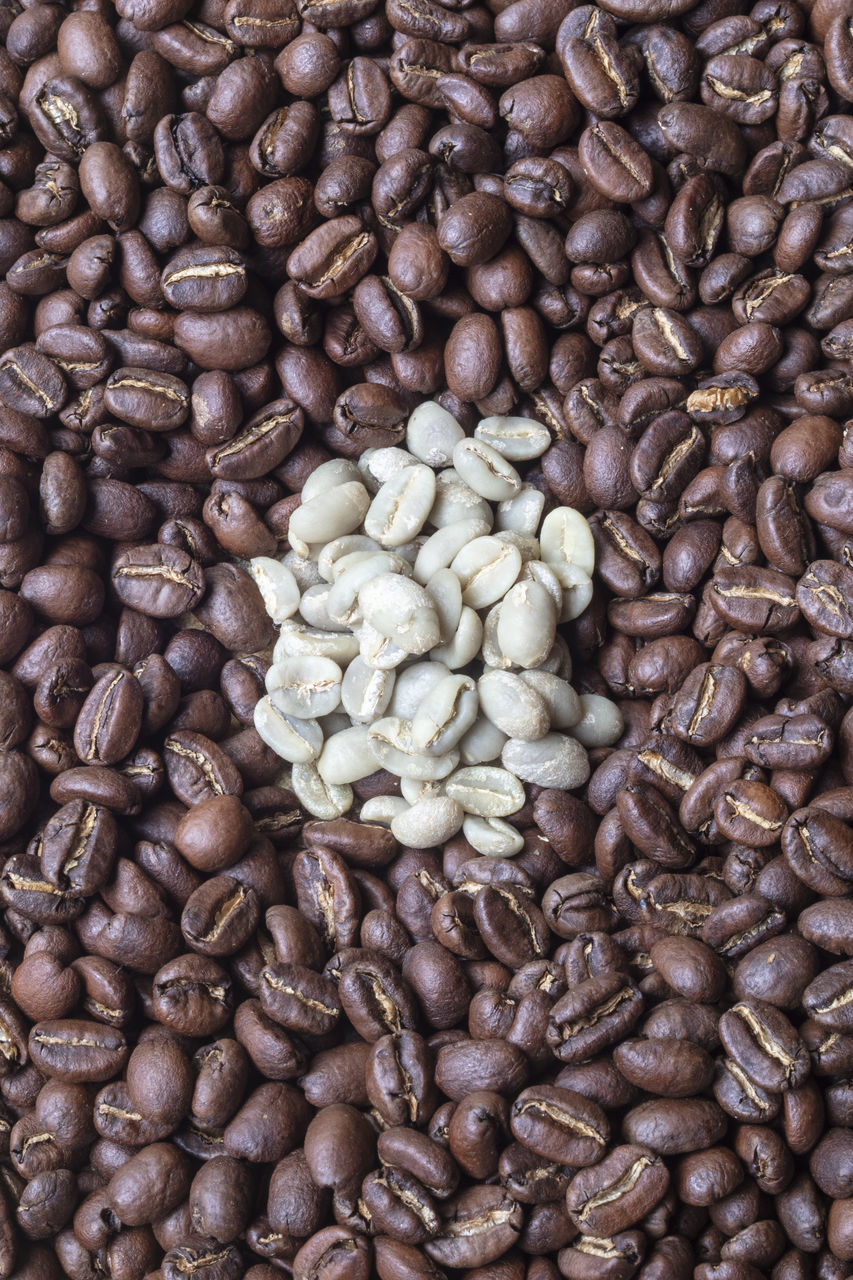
(1, 0), (853, 1276)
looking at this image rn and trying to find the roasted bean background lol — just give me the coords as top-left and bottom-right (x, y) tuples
(2, 0), (853, 1278)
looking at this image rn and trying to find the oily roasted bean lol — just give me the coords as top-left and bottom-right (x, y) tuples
(424, 1185), (523, 1270)
(207, 399), (302, 480)
(510, 1084), (609, 1165)
(714, 780), (789, 848)
(797, 561), (853, 638)
(160, 246), (248, 313)
(718, 998), (810, 1093)
(547, 973), (644, 1063)
(287, 216), (378, 302)
(668, 662), (747, 746)
(366, 1030), (437, 1128)
(181, 876), (260, 957)
(614, 1038), (714, 1097)
(259, 962), (341, 1036)
(734, 934), (819, 1009)
(782, 807), (853, 894)
(163, 731), (243, 807)
(472, 884), (550, 967)
(0, 345), (66, 418)
(293, 846), (360, 952)
(711, 567), (800, 634)
(338, 954), (419, 1042)
(152, 953), (233, 1037)
(112, 545), (205, 619)
(565, 1143), (669, 1235)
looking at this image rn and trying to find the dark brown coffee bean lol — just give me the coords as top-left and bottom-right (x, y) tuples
(152, 953), (233, 1037)
(580, 122), (654, 204)
(73, 670), (143, 767)
(711, 566), (799, 634)
(548, 973), (644, 1063)
(658, 102), (747, 177)
(29, 1019), (127, 1083)
(798, 560), (853, 639)
(107, 1142), (192, 1226)
(560, 16), (639, 118)
(714, 779), (789, 847)
(424, 1185), (522, 1270)
(566, 1143), (669, 1235)
(782, 806), (853, 895)
(181, 875), (260, 957)
(173, 307), (271, 373)
(719, 998), (809, 1093)
(0, 345), (66, 418)
(259, 962), (341, 1036)
(287, 215), (378, 302)
(615, 1035), (715, 1097)
(40, 800), (117, 896)
(159, 245), (248, 313)
(437, 193), (512, 268)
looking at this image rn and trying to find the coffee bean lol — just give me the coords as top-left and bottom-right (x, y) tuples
(29, 1019), (128, 1083)
(548, 973), (644, 1063)
(72, 669), (144, 767)
(107, 1142), (192, 1226)
(1, 1), (853, 1274)
(566, 1142), (669, 1235)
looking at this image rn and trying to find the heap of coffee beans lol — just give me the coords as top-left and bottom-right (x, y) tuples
(250, 409), (624, 852)
(3, 0), (853, 1275)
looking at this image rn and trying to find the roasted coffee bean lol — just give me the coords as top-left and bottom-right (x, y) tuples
(547, 973), (644, 1063)
(182, 876), (260, 958)
(565, 1143), (669, 1235)
(0, 346), (66, 419)
(29, 1019), (128, 1083)
(719, 998), (810, 1093)
(424, 1185), (523, 1269)
(163, 730), (243, 807)
(259, 962), (341, 1036)
(112, 545), (205, 619)
(798, 561), (853, 638)
(72, 669), (144, 767)
(287, 216), (378, 302)
(338, 954), (419, 1042)
(39, 800), (117, 896)
(152, 954), (233, 1037)
(160, 246), (248, 313)
(615, 1037), (714, 1097)
(107, 1142), (192, 1226)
